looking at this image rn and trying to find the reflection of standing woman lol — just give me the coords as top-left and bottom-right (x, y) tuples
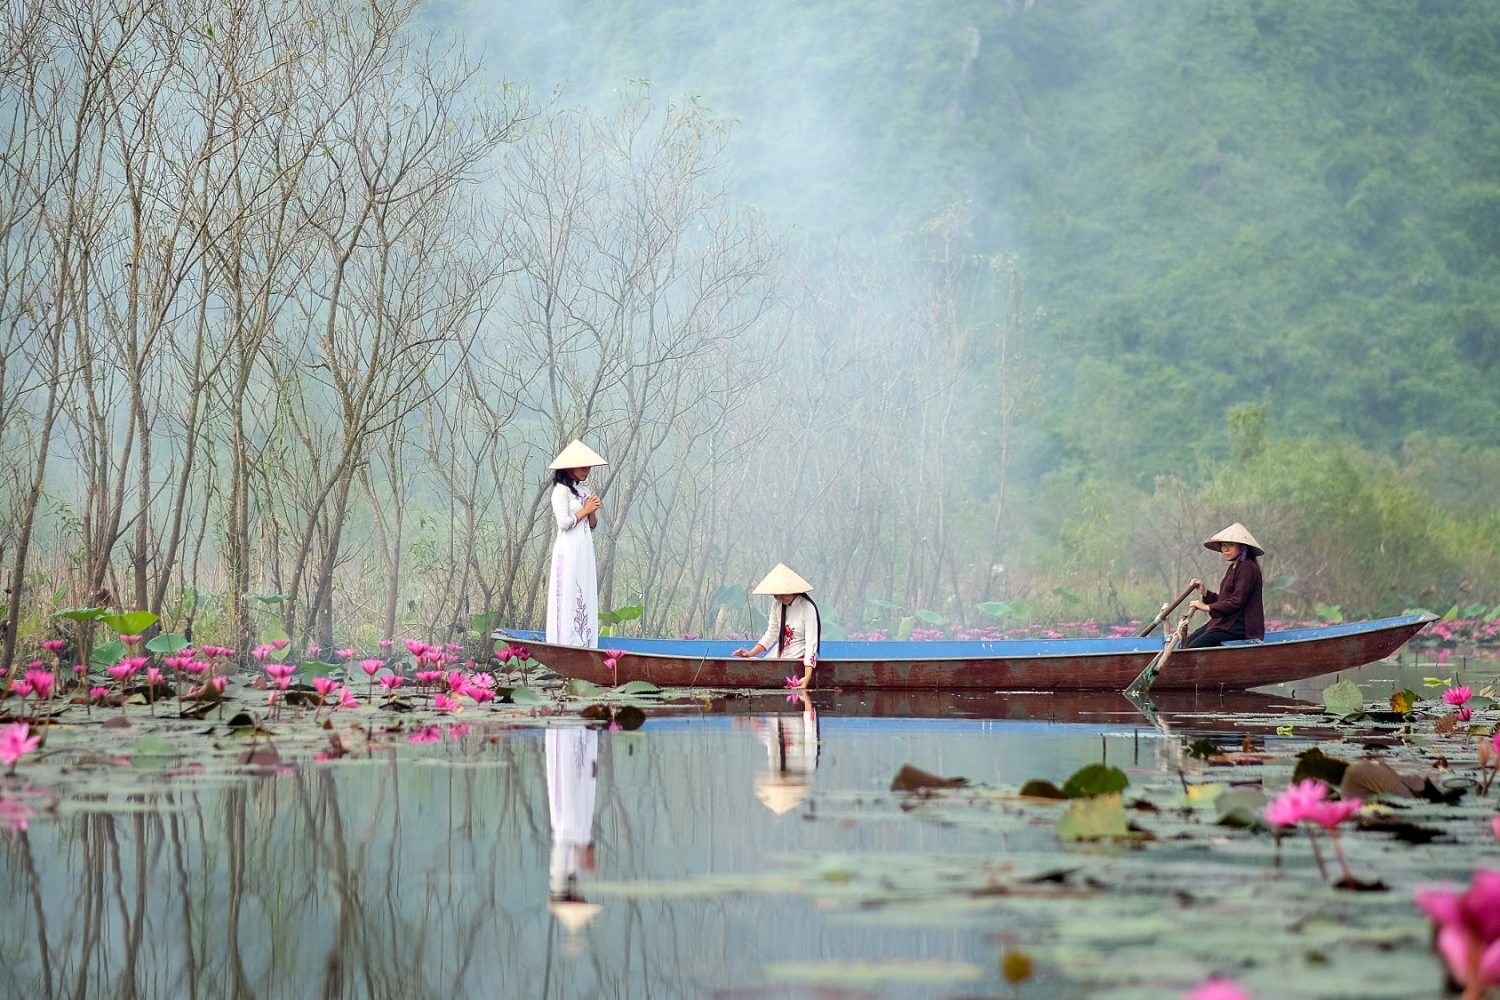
(546, 727), (601, 933)
(545, 440), (607, 649)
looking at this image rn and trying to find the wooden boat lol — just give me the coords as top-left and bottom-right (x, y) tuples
(500, 612), (1435, 691)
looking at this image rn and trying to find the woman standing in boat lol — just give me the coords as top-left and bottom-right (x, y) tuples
(733, 563), (821, 689)
(546, 440), (607, 649)
(1185, 522), (1265, 648)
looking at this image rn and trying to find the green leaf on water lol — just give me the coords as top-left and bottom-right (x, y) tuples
(1486, 604), (1500, 624)
(564, 678), (601, 698)
(508, 686), (544, 705)
(130, 735), (177, 767)
(1292, 747), (1349, 787)
(101, 610), (159, 636)
(1061, 763), (1128, 798)
(1215, 787), (1269, 828)
(1423, 676), (1455, 687)
(299, 658), (337, 677)
(1056, 793), (1128, 840)
(1322, 680), (1364, 718)
(260, 627), (289, 643)
(614, 680), (661, 696)
(895, 616), (916, 642)
(1018, 780), (1067, 799)
(1462, 603), (1487, 618)
(145, 632), (190, 654)
(91, 640), (125, 666)
(1443, 605), (1459, 622)
(916, 608), (946, 626)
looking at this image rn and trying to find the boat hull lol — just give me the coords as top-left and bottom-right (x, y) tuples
(506, 613), (1435, 691)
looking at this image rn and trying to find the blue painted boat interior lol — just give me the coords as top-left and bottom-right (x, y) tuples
(498, 613), (1432, 661)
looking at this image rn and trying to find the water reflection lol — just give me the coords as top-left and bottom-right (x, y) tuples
(0, 684), (1412, 998)
(546, 727), (601, 939)
(745, 692), (820, 815)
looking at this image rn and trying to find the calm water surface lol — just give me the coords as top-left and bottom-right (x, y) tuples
(1, 651), (1491, 999)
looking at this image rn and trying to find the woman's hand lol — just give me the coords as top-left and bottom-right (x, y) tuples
(581, 495), (602, 516)
(733, 644), (765, 658)
(1189, 578), (1203, 593)
(1189, 599), (1210, 613)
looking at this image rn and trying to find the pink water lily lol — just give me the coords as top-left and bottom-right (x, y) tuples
(25, 670), (54, 699)
(9, 679), (33, 698)
(336, 648), (355, 659)
(0, 795), (35, 831)
(378, 675), (405, 691)
(1183, 978), (1250, 1000)
(119, 634), (142, 647)
(434, 693), (460, 712)
(379, 638), (394, 649)
(1265, 779), (1363, 883)
(783, 675), (802, 689)
(42, 639), (65, 654)
(0, 723), (41, 769)
(359, 659), (383, 677)
(106, 664), (134, 682)
(1416, 870), (1500, 997)
(1447, 686), (1474, 706)
(269, 638), (290, 652)
(89, 686), (108, 700)
(407, 726), (441, 743)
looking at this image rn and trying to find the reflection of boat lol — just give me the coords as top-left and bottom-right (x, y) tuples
(504, 614), (1435, 691)
(715, 687), (1307, 726)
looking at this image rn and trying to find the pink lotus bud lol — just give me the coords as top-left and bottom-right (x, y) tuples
(120, 634), (142, 647)
(42, 640), (66, 654)
(209, 676), (227, 694)
(359, 659), (383, 677)
(145, 667), (164, 686)
(89, 686), (108, 699)
(379, 638), (394, 649)
(269, 639), (289, 652)
(9, 680), (33, 698)
(336, 648), (354, 659)
(313, 677), (337, 697)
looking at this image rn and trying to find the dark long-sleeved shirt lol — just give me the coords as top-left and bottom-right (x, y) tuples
(1204, 558), (1264, 640)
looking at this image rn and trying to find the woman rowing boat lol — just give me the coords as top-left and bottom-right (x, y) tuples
(1186, 522), (1265, 648)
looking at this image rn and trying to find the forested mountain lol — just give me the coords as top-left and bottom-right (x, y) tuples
(432, 0), (1500, 475)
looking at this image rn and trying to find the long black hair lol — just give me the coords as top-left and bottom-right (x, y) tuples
(552, 467), (582, 498)
(775, 595), (821, 658)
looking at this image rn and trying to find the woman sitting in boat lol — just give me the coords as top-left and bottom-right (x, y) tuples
(1185, 522), (1265, 648)
(732, 563), (821, 689)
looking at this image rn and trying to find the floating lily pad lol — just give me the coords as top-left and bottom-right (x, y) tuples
(1322, 679), (1364, 718)
(1062, 763), (1129, 798)
(1056, 793), (1129, 840)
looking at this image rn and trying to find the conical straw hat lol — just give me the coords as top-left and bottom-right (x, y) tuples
(1203, 522), (1264, 557)
(754, 773), (810, 815)
(752, 563), (813, 596)
(547, 440), (608, 470)
(548, 899), (603, 932)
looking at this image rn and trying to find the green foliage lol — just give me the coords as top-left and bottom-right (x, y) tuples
(101, 611), (159, 636)
(144, 633), (190, 654)
(1061, 763), (1129, 799)
(1322, 680), (1365, 718)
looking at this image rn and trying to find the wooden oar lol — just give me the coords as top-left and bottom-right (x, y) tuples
(1126, 605), (1198, 696)
(1135, 583), (1198, 637)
